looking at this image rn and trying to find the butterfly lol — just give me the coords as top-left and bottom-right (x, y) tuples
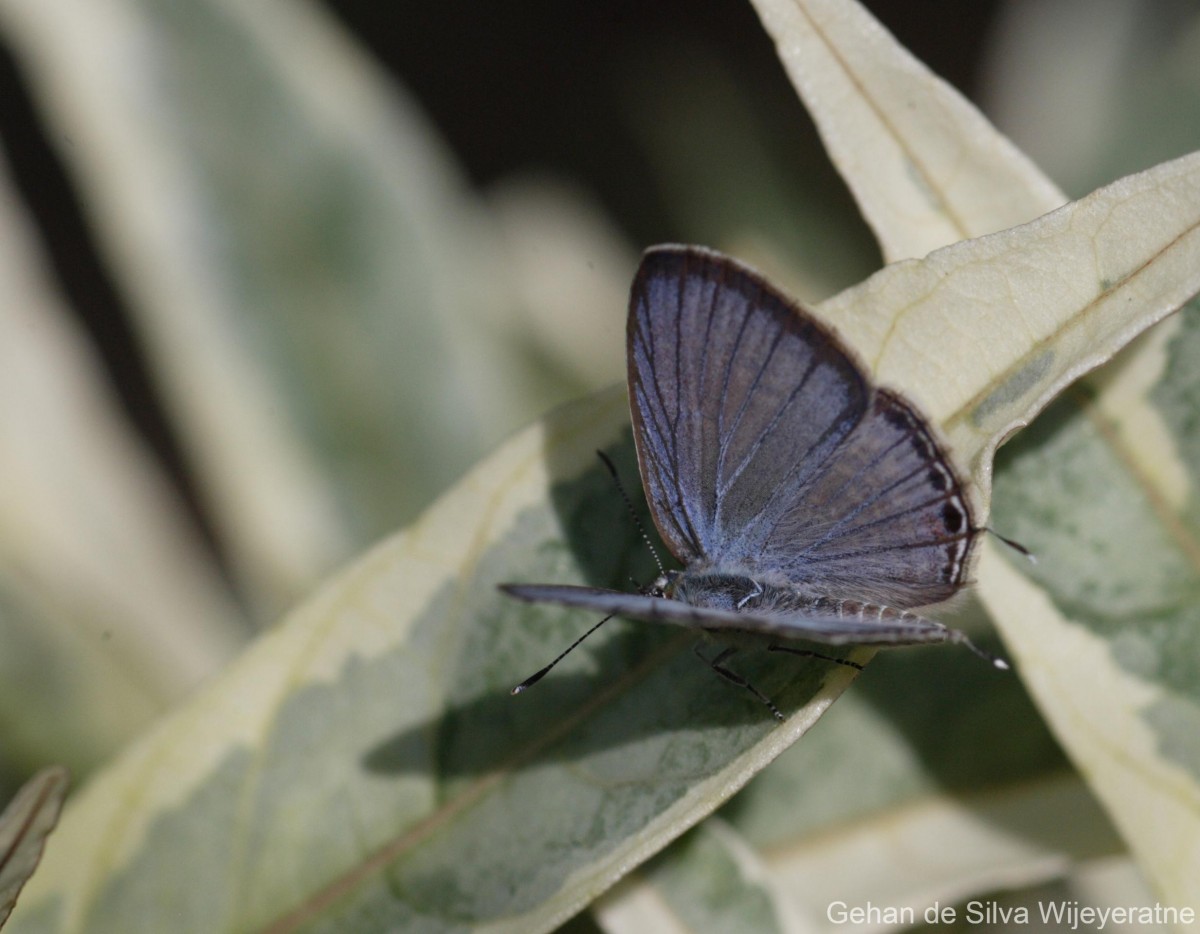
(502, 246), (1005, 718)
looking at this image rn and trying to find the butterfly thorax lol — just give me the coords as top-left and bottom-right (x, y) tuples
(668, 571), (825, 614)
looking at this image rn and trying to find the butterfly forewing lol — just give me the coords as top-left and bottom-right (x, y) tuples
(629, 246), (976, 607)
(628, 248), (868, 566)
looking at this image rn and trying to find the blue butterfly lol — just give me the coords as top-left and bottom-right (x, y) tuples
(503, 246), (1005, 718)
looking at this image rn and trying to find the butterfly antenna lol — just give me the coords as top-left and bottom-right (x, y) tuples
(983, 527), (1037, 565)
(597, 450), (665, 578)
(961, 635), (1010, 671)
(511, 613), (615, 694)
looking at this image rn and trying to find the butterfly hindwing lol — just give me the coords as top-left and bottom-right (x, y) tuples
(730, 388), (975, 607)
(501, 583), (962, 646)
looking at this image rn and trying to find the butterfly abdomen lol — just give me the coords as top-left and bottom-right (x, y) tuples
(672, 571), (937, 628)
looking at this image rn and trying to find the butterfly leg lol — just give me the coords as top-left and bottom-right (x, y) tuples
(696, 643), (784, 722)
(767, 644), (865, 671)
(736, 580), (764, 609)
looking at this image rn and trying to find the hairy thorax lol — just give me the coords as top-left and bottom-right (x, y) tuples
(666, 571), (825, 614)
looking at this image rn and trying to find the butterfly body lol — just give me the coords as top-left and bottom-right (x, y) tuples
(503, 574), (967, 649)
(666, 572), (942, 638)
(502, 244), (1005, 706)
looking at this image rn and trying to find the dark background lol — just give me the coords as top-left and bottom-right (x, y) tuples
(321, 0), (999, 236)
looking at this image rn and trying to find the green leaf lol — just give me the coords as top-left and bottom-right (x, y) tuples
(749, 0), (1200, 501)
(0, 769), (68, 929)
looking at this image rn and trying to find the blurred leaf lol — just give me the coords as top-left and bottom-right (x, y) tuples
(0, 154), (243, 772)
(0, 0), (537, 618)
(489, 177), (634, 393)
(0, 768), (68, 928)
(983, 0), (1200, 197)
(899, 855), (1169, 934)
